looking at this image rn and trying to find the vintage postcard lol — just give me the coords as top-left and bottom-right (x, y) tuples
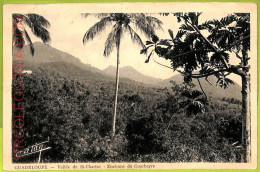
(2, 2), (258, 170)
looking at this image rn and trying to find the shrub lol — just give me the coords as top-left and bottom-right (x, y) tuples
(125, 115), (164, 154)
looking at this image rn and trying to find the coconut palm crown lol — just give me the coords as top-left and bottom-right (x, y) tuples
(13, 13), (51, 56)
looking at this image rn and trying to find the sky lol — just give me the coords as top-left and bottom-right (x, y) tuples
(18, 4), (244, 84)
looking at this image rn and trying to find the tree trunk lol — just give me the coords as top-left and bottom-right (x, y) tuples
(112, 41), (120, 137)
(241, 74), (251, 162)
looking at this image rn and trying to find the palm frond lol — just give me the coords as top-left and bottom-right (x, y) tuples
(104, 24), (122, 57)
(225, 78), (235, 85)
(24, 29), (35, 56)
(140, 45), (153, 54)
(220, 14), (236, 26)
(152, 34), (159, 43)
(160, 13), (170, 16)
(202, 19), (222, 30)
(145, 50), (154, 63)
(25, 14), (50, 28)
(82, 13), (110, 19)
(146, 41), (154, 45)
(23, 15), (51, 43)
(12, 13), (25, 49)
(129, 13), (146, 21)
(191, 90), (203, 99)
(176, 30), (186, 39)
(130, 13), (156, 38)
(32, 25), (51, 43)
(168, 29), (174, 40)
(13, 27), (24, 49)
(12, 13), (24, 24)
(181, 90), (190, 98)
(145, 16), (163, 30)
(83, 16), (112, 44)
(180, 24), (194, 31)
(125, 25), (145, 49)
(13, 14), (25, 49)
(186, 12), (202, 26)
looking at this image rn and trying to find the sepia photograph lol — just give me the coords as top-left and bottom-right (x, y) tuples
(3, 2), (258, 170)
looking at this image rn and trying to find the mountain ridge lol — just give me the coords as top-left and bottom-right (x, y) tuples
(19, 42), (101, 74)
(103, 65), (163, 86)
(19, 42), (242, 100)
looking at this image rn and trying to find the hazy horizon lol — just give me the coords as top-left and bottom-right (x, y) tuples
(12, 4), (243, 84)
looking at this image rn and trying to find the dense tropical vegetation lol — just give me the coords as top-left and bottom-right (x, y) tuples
(13, 64), (242, 162)
(11, 12), (249, 163)
(142, 12), (250, 162)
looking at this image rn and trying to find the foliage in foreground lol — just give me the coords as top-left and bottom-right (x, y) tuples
(13, 70), (242, 163)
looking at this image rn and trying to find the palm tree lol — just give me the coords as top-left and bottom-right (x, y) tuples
(13, 13), (51, 56)
(82, 13), (162, 137)
(180, 89), (206, 116)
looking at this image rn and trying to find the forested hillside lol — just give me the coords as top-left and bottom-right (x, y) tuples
(13, 44), (243, 162)
(21, 43), (242, 99)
